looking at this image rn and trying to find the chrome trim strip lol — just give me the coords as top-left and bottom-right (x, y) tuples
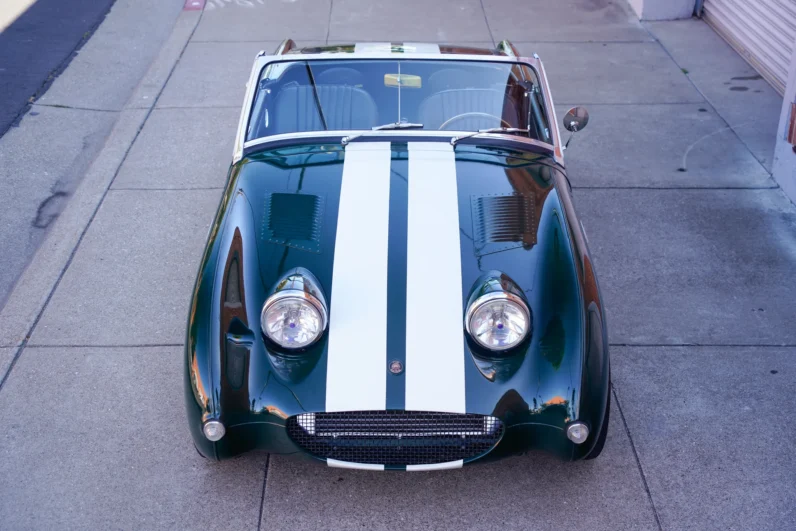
(233, 53), (267, 163)
(496, 39), (520, 57)
(271, 52), (537, 63)
(535, 56), (564, 164)
(274, 39), (296, 55)
(242, 130), (556, 154)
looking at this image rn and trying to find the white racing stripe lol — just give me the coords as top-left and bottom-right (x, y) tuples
(405, 142), (466, 413)
(352, 43), (441, 54)
(326, 142), (392, 414)
(327, 459), (385, 471)
(402, 43), (442, 54)
(406, 460), (464, 472)
(354, 42), (392, 53)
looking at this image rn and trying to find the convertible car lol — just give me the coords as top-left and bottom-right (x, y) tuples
(185, 40), (610, 470)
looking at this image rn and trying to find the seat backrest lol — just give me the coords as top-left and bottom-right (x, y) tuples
(419, 88), (519, 130)
(273, 84), (379, 132)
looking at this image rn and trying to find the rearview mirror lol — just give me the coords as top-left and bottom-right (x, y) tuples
(384, 74), (422, 88)
(563, 107), (589, 132)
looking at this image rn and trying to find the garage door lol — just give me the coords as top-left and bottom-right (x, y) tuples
(702, 0), (796, 94)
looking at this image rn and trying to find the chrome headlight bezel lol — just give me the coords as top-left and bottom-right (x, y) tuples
(465, 291), (531, 352)
(260, 269), (329, 350)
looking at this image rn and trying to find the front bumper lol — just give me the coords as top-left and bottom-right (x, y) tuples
(191, 408), (583, 466)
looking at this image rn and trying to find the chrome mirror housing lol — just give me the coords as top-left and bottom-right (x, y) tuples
(563, 106), (589, 133)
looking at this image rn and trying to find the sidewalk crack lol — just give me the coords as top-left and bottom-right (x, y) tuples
(25, 343), (185, 349)
(613, 387), (664, 531)
(641, 23), (773, 176)
(610, 342), (796, 348)
(32, 103), (119, 113)
(257, 454), (271, 531)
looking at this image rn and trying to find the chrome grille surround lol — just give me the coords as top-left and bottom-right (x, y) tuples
(286, 411), (504, 466)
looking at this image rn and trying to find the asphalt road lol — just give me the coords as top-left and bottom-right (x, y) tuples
(0, 0), (116, 138)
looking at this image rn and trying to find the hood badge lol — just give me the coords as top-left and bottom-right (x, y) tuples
(389, 360), (404, 375)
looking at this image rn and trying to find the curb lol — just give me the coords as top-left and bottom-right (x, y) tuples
(0, 8), (203, 385)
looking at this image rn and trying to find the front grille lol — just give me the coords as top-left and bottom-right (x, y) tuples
(286, 411), (504, 466)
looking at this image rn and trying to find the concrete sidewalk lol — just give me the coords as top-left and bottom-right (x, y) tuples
(1, 1), (794, 530)
(0, 0), (184, 308)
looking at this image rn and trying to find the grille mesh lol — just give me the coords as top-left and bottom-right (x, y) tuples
(287, 411), (504, 466)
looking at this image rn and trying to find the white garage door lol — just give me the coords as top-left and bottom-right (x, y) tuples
(702, 0), (796, 94)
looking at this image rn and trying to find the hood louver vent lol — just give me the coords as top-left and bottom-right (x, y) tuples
(263, 193), (324, 253)
(472, 193), (537, 256)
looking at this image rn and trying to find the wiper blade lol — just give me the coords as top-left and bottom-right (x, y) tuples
(450, 127), (530, 146)
(373, 122), (424, 131)
(304, 63), (327, 131)
(342, 122), (424, 145)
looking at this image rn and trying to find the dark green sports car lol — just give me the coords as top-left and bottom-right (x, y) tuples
(185, 39), (610, 470)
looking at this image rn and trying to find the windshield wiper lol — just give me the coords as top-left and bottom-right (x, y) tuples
(341, 122), (424, 145)
(305, 63), (328, 131)
(374, 122), (424, 131)
(450, 127), (530, 146)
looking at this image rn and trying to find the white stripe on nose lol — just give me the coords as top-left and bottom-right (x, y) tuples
(405, 142), (466, 414)
(325, 142), (392, 413)
(327, 459), (385, 471)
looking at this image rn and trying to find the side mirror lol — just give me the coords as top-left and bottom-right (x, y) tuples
(563, 106), (589, 132)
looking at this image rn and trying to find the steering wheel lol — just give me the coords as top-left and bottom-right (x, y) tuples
(438, 112), (512, 130)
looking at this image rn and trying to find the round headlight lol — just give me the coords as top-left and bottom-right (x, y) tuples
(466, 292), (530, 351)
(261, 290), (327, 349)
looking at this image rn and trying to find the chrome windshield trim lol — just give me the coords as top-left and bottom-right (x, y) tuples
(233, 51), (268, 163)
(496, 39), (520, 57)
(240, 130), (558, 159)
(536, 56), (564, 161)
(274, 39), (296, 55)
(272, 51), (539, 63)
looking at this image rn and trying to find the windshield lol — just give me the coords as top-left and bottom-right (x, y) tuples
(246, 59), (552, 143)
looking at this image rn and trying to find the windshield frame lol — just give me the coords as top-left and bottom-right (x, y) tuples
(233, 52), (563, 165)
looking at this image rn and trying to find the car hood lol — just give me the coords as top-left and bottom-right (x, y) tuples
(190, 139), (584, 432)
